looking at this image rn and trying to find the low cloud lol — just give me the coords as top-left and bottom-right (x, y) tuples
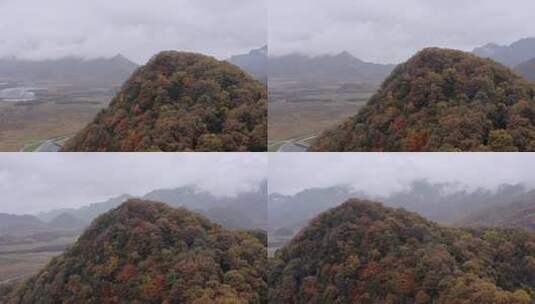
(0, 0), (267, 64)
(269, 153), (535, 196)
(0, 153), (267, 214)
(269, 0), (535, 63)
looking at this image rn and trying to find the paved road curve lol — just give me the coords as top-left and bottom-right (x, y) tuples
(0, 275), (23, 286)
(277, 135), (317, 152)
(36, 140), (61, 152)
(278, 142), (307, 152)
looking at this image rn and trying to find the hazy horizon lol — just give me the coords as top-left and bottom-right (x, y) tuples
(0, 0), (267, 64)
(269, 153), (535, 196)
(0, 153), (267, 215)
(269, 0), (535, 64)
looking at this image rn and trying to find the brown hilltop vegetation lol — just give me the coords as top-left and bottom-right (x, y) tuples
(62, 51), (267, 152)
(269, 199), (535, 304)
(311, 48), (535, 152)
(4, 199), (267, 304)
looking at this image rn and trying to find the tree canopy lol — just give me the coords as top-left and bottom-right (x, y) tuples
(6, 199), (267, 304)
(311, 48), (535, 152)
(269, 199), (535, 303)
(63, 51), (267, 152)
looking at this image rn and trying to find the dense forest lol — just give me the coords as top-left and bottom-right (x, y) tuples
(269, 199), (535, 303)
(63, 51), (267, 152)
(4, 200), (267, 303)
(311, 48), (535, 152)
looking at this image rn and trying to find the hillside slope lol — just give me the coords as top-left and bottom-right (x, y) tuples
(230, 46), (267, 83)
(62, 51), (267, 152)
(311, 48), (535, 152)
(269, 199), (535, 303)
(473, 38), (535, 67)
(460, 192), (535, 231)
(515, 58), (535, 81)
(6, 199), (267, 304)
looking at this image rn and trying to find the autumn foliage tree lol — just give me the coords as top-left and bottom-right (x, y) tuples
(311, 48), (535, 152)
(269, 199), (535, 303)
(6, 200), (267, 304)
(63, 51), (267, 152)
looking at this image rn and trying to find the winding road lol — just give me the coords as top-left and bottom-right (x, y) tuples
(35, 140), (61, 152)
(0, 275), (23, 286)
(277, 135), (317, 152)
(278, 142), (308, 152)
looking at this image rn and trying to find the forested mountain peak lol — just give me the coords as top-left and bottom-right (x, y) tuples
(311, 47), (535, 152)
(62, 50), (267, 152)
(6, 199), (267, 303)
(269, 199), (535, 303)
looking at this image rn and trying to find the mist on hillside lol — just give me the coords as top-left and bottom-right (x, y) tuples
(269, 180), (529, 229)
(269, 153), (535, 240)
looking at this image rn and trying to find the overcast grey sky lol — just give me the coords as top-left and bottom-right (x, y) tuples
(269, 153), (535, 196)
(0, 0), (267, 64)
(0, 153), (267, 215)
(269, 0), (535, 63)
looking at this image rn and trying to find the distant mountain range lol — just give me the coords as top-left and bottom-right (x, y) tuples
(269, 186), (367, 229)
(269, 51), (396, 84)
(0, 183), (266, 248)
(473, 37), (535, 67)
(231, 40), (535, 89)
(0, 54), (138, 85)
(230, 45), (267, 83)
(0, 212), (85, 245)
(269, 181), (531, 235)
(515, 57), (535, 80)
(459, 191), (535, 231)
(473, 37), (535, 80)
(0, 213), (46, 234)
(36, 182), (267, 230)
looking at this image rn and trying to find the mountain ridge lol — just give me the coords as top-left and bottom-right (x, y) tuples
(36, 183), (267, 230)
(269, 199), (535, 303)
(5, 199), (267, 303)
(311, 47), (535, 152)
(230, 45), (267, 83)
(269, 51), (396, 84)
(0, 54), (138, 85)
(62, 50), (267, 152)
(473, 37), (535, 67)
